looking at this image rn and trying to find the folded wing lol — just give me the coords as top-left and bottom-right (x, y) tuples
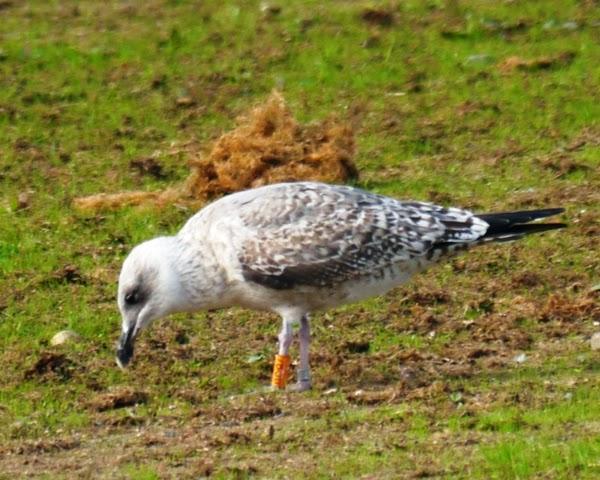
(235, 183), (488, 290)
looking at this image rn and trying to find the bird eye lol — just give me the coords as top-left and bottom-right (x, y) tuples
(124, 289), (140, 305)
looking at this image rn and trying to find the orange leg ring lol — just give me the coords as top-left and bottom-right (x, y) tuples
(271, 354), (291, 389)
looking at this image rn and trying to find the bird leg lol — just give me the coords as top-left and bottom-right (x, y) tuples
(271, 318), (294, 389)
(294, 314), (312, 391)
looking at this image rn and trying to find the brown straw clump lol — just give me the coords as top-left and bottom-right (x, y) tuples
(74, 91), (357, 211)
(73, 188), (182, 210)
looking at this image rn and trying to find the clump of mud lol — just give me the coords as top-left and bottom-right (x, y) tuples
(74, 91), (357, 210)
(24, 352), (76, 381)
(87, 387), (148, 411)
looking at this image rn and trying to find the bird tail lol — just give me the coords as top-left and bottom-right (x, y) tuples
(476, 208), (566, 242)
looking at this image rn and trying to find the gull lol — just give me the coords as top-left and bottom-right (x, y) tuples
(115, 182), (564, 391)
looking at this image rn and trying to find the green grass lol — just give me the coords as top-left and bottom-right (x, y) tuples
(1, 0), (599, 478)
(122, 464), (162, 480)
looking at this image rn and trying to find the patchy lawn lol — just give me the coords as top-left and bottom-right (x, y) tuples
(0, 0), (598, 478)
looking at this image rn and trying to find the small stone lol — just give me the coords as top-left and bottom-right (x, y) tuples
(513, 353), (527, 363)
(590, 332), (600, 351)
(175, 96), (195, 107)
(246, 353), (265, 363)
(323, 387), (338, 396)
(50, 330), (81, 346)
(260, 2), (281, 17)
(561, 21), (579, 31)
(450, 392), (463, 403)
(10, 420), (26, 435)
(464, 54), (494, 66)
(17, 191), (30, 210)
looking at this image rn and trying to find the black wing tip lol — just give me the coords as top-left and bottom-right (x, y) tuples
(484, 222), (566, 242)
(477, 207), (566, 236)
(524, 207), (565, 218)
(478, 207), (565, 221)
(520, 222), (567, 233)
(545, 222), (566, 229)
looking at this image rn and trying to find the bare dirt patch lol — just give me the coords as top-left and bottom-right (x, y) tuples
(193, 395), (282, 425)
(24, 352), (76, 381)
(87, 387), (148, 412)
(43, 264), (86, 285)
(3, 437), (81, 456)
(129, 157), (168, 179)
(360, 7), (395, 27)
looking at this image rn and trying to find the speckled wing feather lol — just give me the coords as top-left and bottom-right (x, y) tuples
(235, 183), (488, 290)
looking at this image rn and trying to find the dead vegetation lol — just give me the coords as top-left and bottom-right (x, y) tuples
(497, 52), (576, 73)
(74, 92), (357, 210)
(2, 437), (81, 456)
(87, 387), (149, 412)
(193, 396), (282, 424)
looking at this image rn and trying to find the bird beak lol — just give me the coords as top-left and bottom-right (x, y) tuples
(116, 325), (136, 369)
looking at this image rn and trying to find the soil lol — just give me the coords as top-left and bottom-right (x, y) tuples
(1, 281), (598, 477)
(87, 388), (149, 412)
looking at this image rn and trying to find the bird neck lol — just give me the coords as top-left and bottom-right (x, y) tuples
(170, 236), (231, 312)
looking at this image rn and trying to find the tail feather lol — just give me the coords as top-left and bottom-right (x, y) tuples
(485, 223), (566, 242)
(476, 208), (566, 242)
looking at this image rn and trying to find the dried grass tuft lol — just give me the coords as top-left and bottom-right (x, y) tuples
(74, 92), (357, 211)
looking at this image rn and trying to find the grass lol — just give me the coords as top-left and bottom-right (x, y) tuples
(0, 0), (599, 478)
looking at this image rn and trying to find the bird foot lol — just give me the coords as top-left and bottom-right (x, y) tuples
(265, 381), (311, 393)
(287, 380), (312, 392)
(289, 368), (312, 392)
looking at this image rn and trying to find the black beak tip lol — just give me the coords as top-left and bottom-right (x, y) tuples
(116, 329), (135, 369)
(116, 348), (132, 369)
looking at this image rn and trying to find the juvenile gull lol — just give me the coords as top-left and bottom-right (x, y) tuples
(116, 182), (565, 390)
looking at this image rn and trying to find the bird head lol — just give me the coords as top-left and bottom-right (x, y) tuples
(116, 236), (186, 369)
